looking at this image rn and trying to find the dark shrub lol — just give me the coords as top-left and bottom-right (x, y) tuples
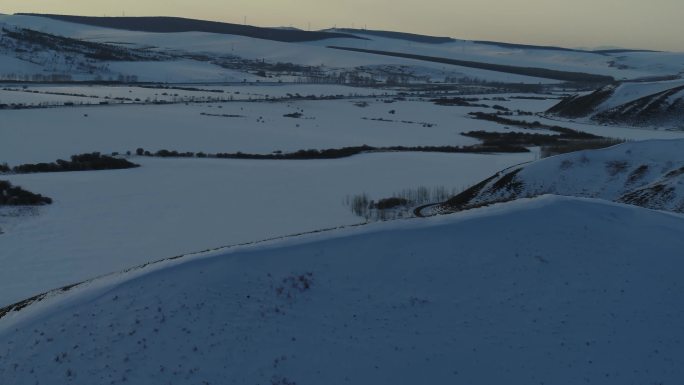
(374, 197), (409, 210)
(0, 180), (52, 206)
(13, 153), (139, 174)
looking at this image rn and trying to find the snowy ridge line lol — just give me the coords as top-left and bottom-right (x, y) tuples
(0, 220), (376, 321)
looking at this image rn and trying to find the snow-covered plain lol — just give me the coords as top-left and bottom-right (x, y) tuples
(2, 196), (684, 385)
(0, 152), (534, 306)
(0, 96), (547, 164)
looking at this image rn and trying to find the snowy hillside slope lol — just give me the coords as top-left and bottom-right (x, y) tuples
(1, 196), (684, 385)
(548, 79), (684, 128)
(0, 22), (261, 82)
(2, 14), (682, 83)
(596, 80), (684, 111)
(440, 139), (684, 213)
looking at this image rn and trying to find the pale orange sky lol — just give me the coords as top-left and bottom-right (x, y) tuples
(2, 0), (682, 51)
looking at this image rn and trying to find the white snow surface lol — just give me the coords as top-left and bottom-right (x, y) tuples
(0, 152), (534, 306)
(1, 195), (684, 384)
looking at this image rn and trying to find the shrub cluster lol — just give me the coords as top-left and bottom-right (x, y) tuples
(347, 186), (460, 221)
(431, 97), (488, 108)
(468, 112), (599, 139)
(465, 111), (624, 156)
(373, 197), (409, 210)
(134, 144), (528, 162)
(0, 180), (52, 206)
(11, 153), (139, 174)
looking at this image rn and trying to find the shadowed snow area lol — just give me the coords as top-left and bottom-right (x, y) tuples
(1, 195), (683, 384)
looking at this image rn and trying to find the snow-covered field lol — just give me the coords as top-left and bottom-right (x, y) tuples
(2, 196), (684, 385)
(0, 152), (534, 306)
(0, 95), (551, 164)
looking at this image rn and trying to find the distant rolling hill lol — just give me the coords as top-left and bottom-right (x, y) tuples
(2, 13), (682, 84)
(17, 14), (365, 42)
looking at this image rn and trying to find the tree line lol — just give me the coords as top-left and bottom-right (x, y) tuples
(7, 153), (139, 174)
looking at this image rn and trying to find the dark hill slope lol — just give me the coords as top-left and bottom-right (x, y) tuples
(335, 28), (455, 44)
(18, 14), (365, 42)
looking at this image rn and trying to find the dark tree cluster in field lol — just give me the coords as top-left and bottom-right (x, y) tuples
(0, 180), (52, 206)
(373, 197), (410, 210)
(134, 143), (529, 162)
(431, 97), (489, 108)
(466, 112), (624, 157)
(11, 153), (139, 174)
(468, 112), (599, 138)
(463, 131), (577, 147)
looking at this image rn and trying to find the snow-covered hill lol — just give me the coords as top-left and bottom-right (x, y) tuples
(2, 14), (683, 84)
(1, 195), (684, 385)
(547, 80), (684, 129)
(440, 139), (684, 213)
